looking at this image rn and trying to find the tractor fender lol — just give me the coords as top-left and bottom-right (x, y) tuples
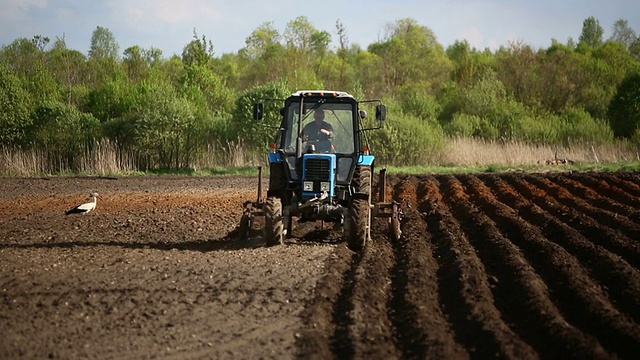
(357, 154), (375, 166)
(268, 152), (283, 163)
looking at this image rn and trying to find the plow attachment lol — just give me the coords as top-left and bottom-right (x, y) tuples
(237, 166), (264, 240)
(373, 167), (403, 241)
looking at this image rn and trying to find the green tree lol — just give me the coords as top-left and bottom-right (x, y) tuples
(85, 76), (135, 123)
(230, 79), (291, 152)
(610, 19), (637, 51)
(608, 71), (640, 137)
(334, 19), (352, 89)
(29, 100), (101, 170)
(578, 16), (604, 49)
(182, 29), (214, 67)
(282, 16), (324, 86)
(0, 37), (60, 102)
(495, 41), (540, 107)
(127, 79), (198, 169)
(47, 37), (87, 105)
(368, 18), (452, 97)
(180, 64), (233, 116)
(88, 26), (120, 60)
(238, 22), (286, 87)
(539, 42), (581, 113)
(242, 21), (281, 60)
(0, 63), (32, 145)
(123, 46), (147, 81)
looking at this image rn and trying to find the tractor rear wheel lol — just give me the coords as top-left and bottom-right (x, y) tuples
(264, 196), (284, 246)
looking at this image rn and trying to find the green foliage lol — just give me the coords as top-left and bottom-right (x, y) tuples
(229, 79), (292, 153)
(182, 30), (215, 66)
(180, 64), (234, 116)
(447, 40), (496, 85)
(89, 26), (120, 60)
(560, 108), (613, 143)
(29, 100), (100, 170)
(0, 63), (32, 145)
(368, 101), (446, 166)
(579, 16), (605, 49)
(608, 71), (640, 137)
(399, 89), (441, 119)
(445, 113), (497, 139)
(442, 70), (524, 140)
(129, 79), (199, 169)
(85, 77), (137, 123)
(1, 15), (640, 173)
(368, 18), (452, 97)
(610, 19), (638, 51)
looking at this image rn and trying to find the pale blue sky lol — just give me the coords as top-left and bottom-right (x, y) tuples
(1, 0), (638, 57)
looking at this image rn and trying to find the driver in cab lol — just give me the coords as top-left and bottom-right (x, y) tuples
(303, 109), (334, 143)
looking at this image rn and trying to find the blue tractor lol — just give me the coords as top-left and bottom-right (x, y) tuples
(239, 90), (401, 251)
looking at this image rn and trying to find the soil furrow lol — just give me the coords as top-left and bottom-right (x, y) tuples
(425, 174), (532, 359)
(389, 177), (467, 359)
(349, 221), (401, 359)
(594, 172), (640, 199)
(297, 245), (356, 360)
(548, 174), (640, 237)
(572, 173), (640, 210)
(499, 174), (640, 358)
(526, 175), (640, 259)
(457, 173), (610, 359)
(511, 175), (640, 321)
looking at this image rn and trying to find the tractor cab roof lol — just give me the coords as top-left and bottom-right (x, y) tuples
(289, 90), (355, 99)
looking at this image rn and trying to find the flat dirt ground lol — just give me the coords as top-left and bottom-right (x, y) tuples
(1, 171), (640, 359)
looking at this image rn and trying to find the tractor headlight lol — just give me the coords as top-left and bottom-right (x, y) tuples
(303, 181), (313, 191)
(320, 182), (330, 192)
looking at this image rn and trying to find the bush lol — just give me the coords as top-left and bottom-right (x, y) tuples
(229, 79), (292, 153)
(0, 63), (32, 145)
(29, 100), (100, 170)
(368, 112), (446, 166)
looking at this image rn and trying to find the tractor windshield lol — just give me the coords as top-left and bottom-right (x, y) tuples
(284, 102), (355, 154)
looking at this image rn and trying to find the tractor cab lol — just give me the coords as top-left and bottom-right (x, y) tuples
(278, 91), (362, 202)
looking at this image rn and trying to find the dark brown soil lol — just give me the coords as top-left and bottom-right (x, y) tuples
(1, 172), (639, 359)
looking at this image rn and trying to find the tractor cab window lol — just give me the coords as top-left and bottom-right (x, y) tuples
(285, 102), (355, 154)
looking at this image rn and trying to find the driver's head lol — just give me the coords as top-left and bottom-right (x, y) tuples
(314, 110), (325, 123)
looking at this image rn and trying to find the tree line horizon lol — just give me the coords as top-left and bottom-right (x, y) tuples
(1, 15), (639, 172)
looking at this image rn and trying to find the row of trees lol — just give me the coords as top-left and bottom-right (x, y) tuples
(1, 16), (640, 170)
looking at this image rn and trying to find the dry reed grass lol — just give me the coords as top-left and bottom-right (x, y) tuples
(443, 137), (640, 167)
(1, 138), (638, 176)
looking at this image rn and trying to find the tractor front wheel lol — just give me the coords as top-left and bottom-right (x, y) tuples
(264, 196), (284, 247)
(346, 165), (372, 251)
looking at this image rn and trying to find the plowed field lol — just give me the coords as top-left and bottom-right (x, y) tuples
(1, 171), (639, 359)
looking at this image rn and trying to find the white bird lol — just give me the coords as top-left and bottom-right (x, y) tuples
(66, 192), (101, 215)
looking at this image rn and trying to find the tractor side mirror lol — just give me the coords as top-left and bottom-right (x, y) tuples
(253, 103), (264, 121)
(376, 104), (387, 121)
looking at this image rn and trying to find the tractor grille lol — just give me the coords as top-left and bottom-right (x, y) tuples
(305, 158), (331, 181)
